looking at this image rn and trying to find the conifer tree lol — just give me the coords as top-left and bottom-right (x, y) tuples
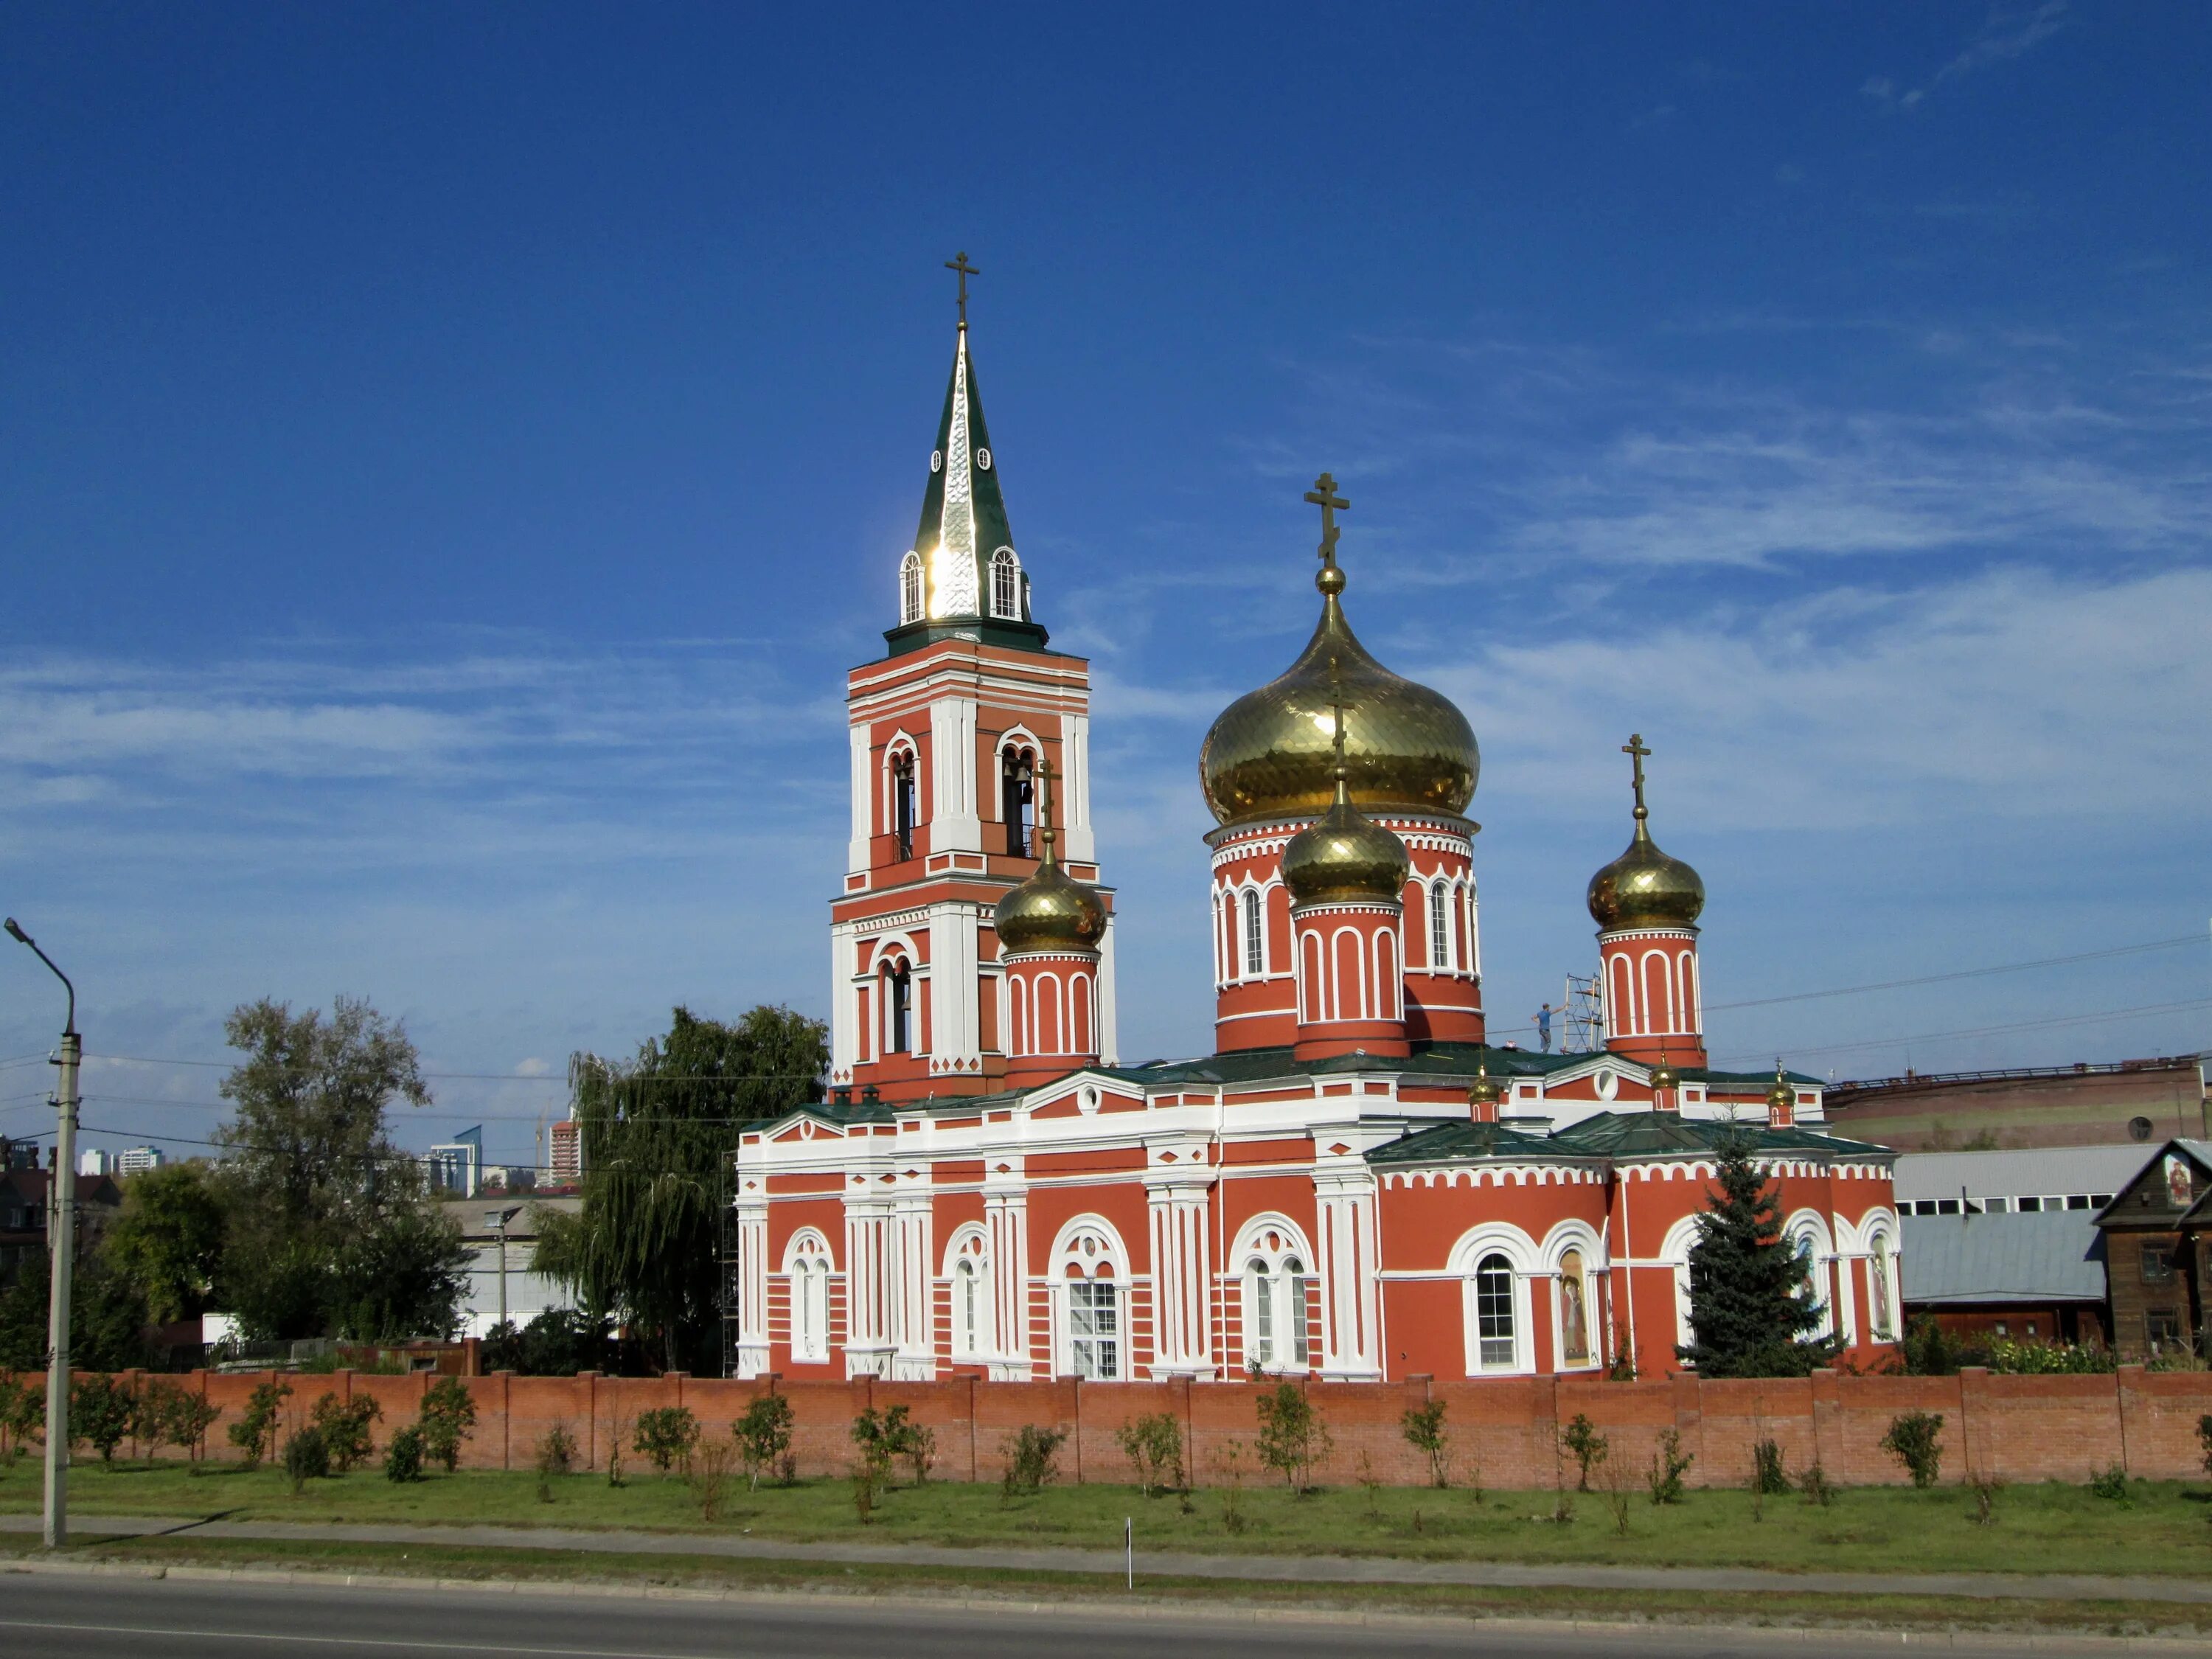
(1677, 1127), (1838, 1377)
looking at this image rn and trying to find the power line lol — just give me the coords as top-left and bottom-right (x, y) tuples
(83, 1054), (824, 1085)
(1712, 995), (2212, 1068)
(1705, 933), (2205, 1013)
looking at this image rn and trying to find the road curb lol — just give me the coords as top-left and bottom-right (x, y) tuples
(2, 1552), (2208, 1652)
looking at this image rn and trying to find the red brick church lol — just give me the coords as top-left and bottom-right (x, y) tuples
(731, 283), (1902, 1385)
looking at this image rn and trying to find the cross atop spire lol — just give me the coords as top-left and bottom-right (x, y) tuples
(945, 251), (979, 328)
(1304, 473), (1349, 596)
(1035, 757), (1060, 866)
(1623, 733), (1652, 823)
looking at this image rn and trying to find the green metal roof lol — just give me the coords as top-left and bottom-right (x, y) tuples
(1368, 1119), (1595, 1166)
(1547, 1111), (1891, 1161)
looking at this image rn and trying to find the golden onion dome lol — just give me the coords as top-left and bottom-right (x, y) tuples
(1767, 1062), (1795, 1117)
(1280, 692), (1413, 908)
(1199, 496), (1478, 827)
(1586, 734), (1705, 931)
(992, 759), (1106, 956)
(1467, 1056), (1503, 1113)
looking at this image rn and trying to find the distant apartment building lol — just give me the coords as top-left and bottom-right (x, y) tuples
(546, 1119), (582, 1184)
(77, 1148), (111, 1178)
(114, 1144), (164, 1176)
(425, 1126), (484, 1198)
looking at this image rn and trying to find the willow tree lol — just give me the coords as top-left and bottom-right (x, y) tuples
(535, 1005), (826, 1374)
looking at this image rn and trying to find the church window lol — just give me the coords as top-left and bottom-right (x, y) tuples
(1001, 747), (1034, 857)
(1429, 880), (1450, 970)
(1474, 1253), (1517, 1370)
(787, 1235), (831, 1364)
(1242, 890), (1264, 975)
(899, 552), (924, 625)
(1239, 1228), (1312, 1372)
(990, 548), (1020, 620)
(886, 961), (912, 1054)
(954, 1256), (984, 1355)
(891, 751), (917, 862)
(1068, 1279), (1119, 1380)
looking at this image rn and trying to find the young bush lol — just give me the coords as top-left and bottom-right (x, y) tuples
(282, 1425), (331, 1490)
(1800, 1461), (1834, 1506)
(2090, 1462), (2130, 1502)
(1399, 1399), (1450, 1489)
(1751, 1438), (1789, 1497)
(1880, 1410), (1944, 1489)
(734, 1394), (794, 1491)
(418, 1377), (479, 1472)
(157, 1384), (221, 1463)
(1970, 1473), (1999, 1526)
(873, 1404), (936, 1486)
(1116, 1411), (1186, 1497)
(2198, 1413), (2212, 1477)
(1559, 1413), (1608, 1492)
(0, 1375), (42, 1464)
(1254, 1382), (1332, 1494)
(383, 1424), (425, 1483)
(849, 1408), (898, 1494)
(1646, 1427), (1692, 1505)
(692, 1439), (735, 1522)
(310, 1391), (383, 1473)
(1210, 1438), (1251, 1534)
(634, 1405), (701, 1473)
(226, 1379), (292, 1470)
(534, 1419), (579, 1498)
(71, 1375), (136, 1465)
(998, 1423), (1067, 1497)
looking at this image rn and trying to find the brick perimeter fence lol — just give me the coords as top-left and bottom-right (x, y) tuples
(20, 1367), (2212, 1488)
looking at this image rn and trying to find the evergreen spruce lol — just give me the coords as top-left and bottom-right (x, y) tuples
(1677, 1127), (1839, 1377)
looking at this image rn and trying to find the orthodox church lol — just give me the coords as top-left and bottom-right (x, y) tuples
(731, 278), (1901, 1384)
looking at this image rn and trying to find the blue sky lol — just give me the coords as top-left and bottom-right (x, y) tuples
(3, 3), (2208, 1167)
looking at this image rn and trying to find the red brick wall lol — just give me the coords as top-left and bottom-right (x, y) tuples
(34, 1364), (2211, 1486)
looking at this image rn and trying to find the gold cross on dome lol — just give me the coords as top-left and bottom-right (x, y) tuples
(1623, 734), (1652, 819)
(1034, 757), (1058, 860)
(945, 251), (980, 326)
(1304, 472), (1349, 571)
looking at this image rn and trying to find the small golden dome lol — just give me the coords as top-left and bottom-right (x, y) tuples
(1280, 692), (1412, 908)
(994, 859), (1106, 955)
(992, 758), (1106, 956)
(1199, 490), (1478, 827)
(1648, 1055), (1680, 1095)
(1467, 1057), (1503, 1111)
(1767, 1062), (1795, 1117)
(1586, 733), (1705, 931)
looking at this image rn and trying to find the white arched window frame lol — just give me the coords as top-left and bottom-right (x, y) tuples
(1659, 1211), (1704, 1357)
(875, 941), (918, 1055)
(1242, 885), (1265, 977)
(1784, 1210), (1836, 1341)
(1543, 1222), (1606, 1371)
(945, 1226), (992, 1360)
(990, 546), (1021, 620)
(1829, 1214), (1862, 1347)
(1428, 879), (1451, 971)
(1234, 1217), (1315, 1374)
(783, 1230), (833, 1364)
(1450, 1225), (1539, 1375)
(899, 552), (924, 625)
(1051, 1217), (1129, 1380)
(1863, 1214), (1901, 1341)
(882, 734), (921, 858)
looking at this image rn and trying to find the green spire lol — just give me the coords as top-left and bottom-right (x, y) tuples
(887, 264), (1048, 655)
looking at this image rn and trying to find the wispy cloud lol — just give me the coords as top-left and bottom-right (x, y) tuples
(1863, 1), (2070, 108)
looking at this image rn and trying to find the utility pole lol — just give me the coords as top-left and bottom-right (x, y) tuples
(6, 918), (78, 1551)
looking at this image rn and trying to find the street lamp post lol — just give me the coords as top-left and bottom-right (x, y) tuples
(6, 918), (78, 1551)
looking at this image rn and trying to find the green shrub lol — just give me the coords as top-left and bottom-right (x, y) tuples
(383, 1424), (425, 1483)
(282, 1425), (330, 1489)
(734, 1394), (793, 1491)
(1800, 1461), (1834, 1506)
(1981, 1338), (2115, 1375)
(2198, 1413), (2212, 1477)
(310, 1391), (383, 1473)
(1115, 1411), (1186, 1496)
(1646, 1427), (1692, 1504)
(2090, 1462), (2131, 1502)
(0, 1375), (41, 1464)
(635, 1405), (701, 1473)
(1751, 1438), (1790, 1496)
(71, 1374), (136, 1464)
(226, 1380), (292, 1470)
(417, 1377), (477, 1472)
(535, 1420), (577, 1478)
(1560, 1413), (1608, 1492)
(999, 1423), (1066, 1497)
(1881, 1410), (1944, 1488)
(1255, 1382), (1332, 1494)
(149, 1381), (220, 1461)
(1399, 1400), (1450, 1489)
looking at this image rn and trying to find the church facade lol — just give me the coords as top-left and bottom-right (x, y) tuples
(731, 293), (1902, 1385)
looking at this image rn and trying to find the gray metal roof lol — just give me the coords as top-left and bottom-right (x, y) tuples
(1900, 1211), (2106, 1306)
(1892, 1144), (2152, 1203)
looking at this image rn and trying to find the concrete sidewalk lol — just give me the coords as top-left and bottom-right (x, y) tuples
(4, 1512), (2208, 1607)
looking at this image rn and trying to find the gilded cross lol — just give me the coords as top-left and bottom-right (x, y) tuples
(1623, 734), (1652, 819)
(1304, 472), (1349, 572)
(945, 251), (980, 327)
(1034, 757), (1058, 860)
(1325, 656), (1352, 782)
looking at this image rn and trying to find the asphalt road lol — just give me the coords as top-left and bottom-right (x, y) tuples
(0, 1573), (2157, 1659)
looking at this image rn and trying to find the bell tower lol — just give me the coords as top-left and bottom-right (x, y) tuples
(829, 259), (1117, 1102)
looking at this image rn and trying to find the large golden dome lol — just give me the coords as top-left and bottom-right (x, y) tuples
(994, 858), (1107, 955)
(1200, 546), (1478, 829)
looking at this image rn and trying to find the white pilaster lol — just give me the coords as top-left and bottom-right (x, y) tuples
(1062, 712), (1095, 863)
(732, 1197), (769, 1378)
(889, 1183), (935, 1380)
(829, 921), (859, 1079)
(925, 902), (981, 1077)
(1145, 1168), (1212, 1377)
(1096, 912), (1120, 1068)
(843, 1195), (895, 1378)
(1314, 1168), (1383, 1380)
(929, 697), (982, 852)
(984, 1169), (1031, 1380)
(847, 723), (872, 873)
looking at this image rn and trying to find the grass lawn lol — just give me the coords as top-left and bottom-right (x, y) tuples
(4, 1455), (2212, 1580)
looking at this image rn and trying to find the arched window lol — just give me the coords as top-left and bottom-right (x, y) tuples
(899, 552), (924, 625)
(1474, 1253), (1517, 1370)
(891, 750), (917, 862)
(1429, 880), (1450, 970)
(1054, 1222), (1125, 1380)
(956, 1259), (979, 1354)
(1558, 1247), (1591, 1366)
(886, 961), (912, 1054)
(1237, 1224), (1313, 1372)
(950, 1227), (992, 1359)
(1242, 889), (1264, 976)
(990, 547), (1020, 619)
(1001, 747), (1034, 858)
(1868, 1232), (1896, 1340)
(786, 1234), (832, 1364)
